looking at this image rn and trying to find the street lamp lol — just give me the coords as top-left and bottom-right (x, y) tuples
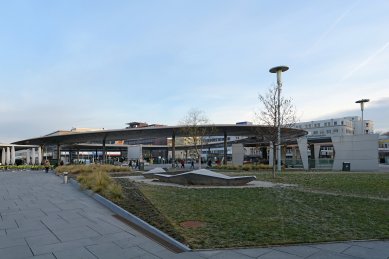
(269, 65), (289, 174)
(355, 99), (370, 134)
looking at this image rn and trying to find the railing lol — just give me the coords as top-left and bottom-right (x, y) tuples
(285, 158), (334, 170)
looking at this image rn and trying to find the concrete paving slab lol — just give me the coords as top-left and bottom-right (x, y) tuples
(163, 251), (205, 258)
(53, 246), (98, 259)
(26, 253), (56, 259)
(30, 237), (96, 255)
(0, 244), (33, 259)
(342, 244), (389, 259)
(351, 240), (389, 251)
(273, 245), (320, 257)
(53, 225), (101, 242)
(257, 250), (303, 259)
(234, 247), (273, 257)
(131, 254), (160, 259)
(25, 232), (60, 247)
(205, 250), (254, 259)
(137, 241), (170, 255)
(6, 227), (51, 239)
(306, 250), (358, 259)
(0, 235), (27, 249)
(309, 242), (353, 253)
(86, 242), (145, 259)
(0, 218), (19, 229)
(84, 219), (125, 235)
(90, 231), (137, 245)
(191, 250), (223, 258)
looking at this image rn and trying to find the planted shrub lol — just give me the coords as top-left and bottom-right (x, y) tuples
(76, 170), (124, 202)
(56, 164), (132, 175)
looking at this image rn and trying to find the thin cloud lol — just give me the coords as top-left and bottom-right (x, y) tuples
(342, 41), (389, 81)
(305, 1), (358, 55)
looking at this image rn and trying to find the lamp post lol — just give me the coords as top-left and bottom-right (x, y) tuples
(355, 99), (369, 134)
(269, 65), (289, 174)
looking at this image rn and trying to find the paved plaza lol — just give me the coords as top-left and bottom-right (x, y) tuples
(0, 170), (388, 258)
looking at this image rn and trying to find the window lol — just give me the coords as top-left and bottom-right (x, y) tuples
(334, 121), (337, 126)
(333, 129), (338, 133)
(313, 131), (318, 135)
(341, 121), (344, 125)
(327, 130), (331, 134)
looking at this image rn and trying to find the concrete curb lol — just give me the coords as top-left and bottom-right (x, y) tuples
(68, 178), (191, 252)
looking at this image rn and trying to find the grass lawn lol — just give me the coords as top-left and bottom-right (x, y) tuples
(138, 172), (389, 249)
(225, 171), (389, 198)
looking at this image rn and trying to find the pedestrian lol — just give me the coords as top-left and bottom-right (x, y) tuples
(207, 159), (212, 168)
(44, 160), (50, 173)
(190, 160), (194, 169)
(181, 160), (185, 168)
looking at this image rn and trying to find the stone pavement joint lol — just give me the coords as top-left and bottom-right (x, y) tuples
(0, 170), (388, 259)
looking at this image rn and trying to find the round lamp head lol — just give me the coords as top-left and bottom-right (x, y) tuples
(355, 99), (370, 104)
(269, 66), (289, 73)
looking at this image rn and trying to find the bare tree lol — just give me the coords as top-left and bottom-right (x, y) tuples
(255, 84), (297, 178)
(179, 109), (213, 169)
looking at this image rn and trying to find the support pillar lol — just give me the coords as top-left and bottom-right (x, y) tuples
(223, 131), (227, 165)
(102, 137), (106, 164)
(268, 142), (274, 166)
(57, 144), (61, 166)
(26, 149), (30, 164)
(172, 131), (176, 168)
(11, 146), (15, 165)
(282, 145), (287, 168)
(1, 148), (5, 165)
(297, 137), (309, 170)
(314, 144), (321, 169)
(31, 148), (35, 165)
(38, 146), (43, 165)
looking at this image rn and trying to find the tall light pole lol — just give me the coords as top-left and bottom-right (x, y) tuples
(269, 65), (289, 174)
(355, 99), (369, 134)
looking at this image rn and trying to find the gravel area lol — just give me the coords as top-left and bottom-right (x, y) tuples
(115, 175), (297, 189)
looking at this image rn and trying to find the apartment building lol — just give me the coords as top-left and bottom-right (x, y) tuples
(295, 116), (374, 137)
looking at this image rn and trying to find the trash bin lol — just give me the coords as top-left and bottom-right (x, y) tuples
(139, 162), (144, 171)
(342, 162), (350, 171)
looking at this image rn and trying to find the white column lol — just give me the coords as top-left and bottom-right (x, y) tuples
(26, 149), (30, 164)
(38, 147), (42, 165)
(269, 142), (274, 166)
(31, 148), (36, 165)
(297, 137), (309, 170)
(1, 148), (5, 165)
(6, 147), (10, 165)
(314, 144), (321, 168)
(11, 146), (16, 165)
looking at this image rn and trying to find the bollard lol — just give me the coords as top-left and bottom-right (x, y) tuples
(63, 172), (68, 184)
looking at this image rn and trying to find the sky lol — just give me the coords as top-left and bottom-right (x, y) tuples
(1, 0), (388, 143)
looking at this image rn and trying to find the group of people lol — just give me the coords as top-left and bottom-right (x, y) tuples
(128, 160), (140, 169)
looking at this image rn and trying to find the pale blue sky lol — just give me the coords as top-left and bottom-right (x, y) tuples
(1, 0), (388, 143)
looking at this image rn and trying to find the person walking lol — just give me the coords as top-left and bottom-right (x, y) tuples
(44, 160), (50, 173)
(190, 160), (194, 169)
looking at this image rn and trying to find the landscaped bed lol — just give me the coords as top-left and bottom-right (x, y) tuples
(139, 181), (389, 248)
(59, 166), (389, 249)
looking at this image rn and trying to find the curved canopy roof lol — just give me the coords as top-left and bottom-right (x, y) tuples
(12, 125), (307, 146)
